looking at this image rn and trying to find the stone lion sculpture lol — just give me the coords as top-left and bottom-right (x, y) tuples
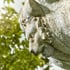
(19, 0), (70, 70)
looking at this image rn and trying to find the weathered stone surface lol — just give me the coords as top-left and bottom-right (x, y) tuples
(19, 0), (70, 70)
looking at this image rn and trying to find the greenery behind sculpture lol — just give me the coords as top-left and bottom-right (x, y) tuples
(0, 0), (48, 70)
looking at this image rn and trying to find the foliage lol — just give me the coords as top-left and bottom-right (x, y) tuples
(0, 0), (49, 70)
(4, 0), (14, 4)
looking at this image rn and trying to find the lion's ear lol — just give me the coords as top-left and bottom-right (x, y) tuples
(29, 0), (50, 17)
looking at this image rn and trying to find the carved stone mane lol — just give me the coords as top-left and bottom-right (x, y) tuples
(19, 0), (70, 70)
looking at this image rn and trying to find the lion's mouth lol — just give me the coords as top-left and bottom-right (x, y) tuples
(29, 41), (54, 58)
